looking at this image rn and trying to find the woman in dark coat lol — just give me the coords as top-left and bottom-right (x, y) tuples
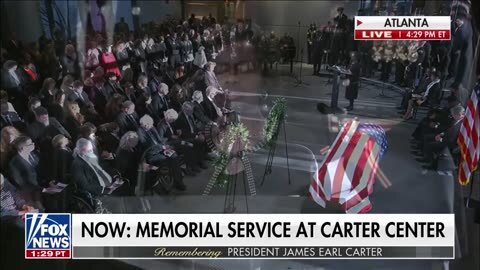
(51, 134), (73, 184)
(345, 53), (361, 111)
(115, 131), (142, 194)
(48, 91), (66, 126)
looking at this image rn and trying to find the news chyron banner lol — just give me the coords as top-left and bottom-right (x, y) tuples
(354, 16), (451, 40)
(25, 213), (454, 259)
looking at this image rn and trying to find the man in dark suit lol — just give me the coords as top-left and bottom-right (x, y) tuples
(138, 115), (167, 147)
(117, 100), (139, 135)
(191, 90), (211, 129)
(137, 74), (154, 96)
(68, 80), (95, 111)
(71, 138), (114, 196)
(157, 109), (201, 176)
(137, 114), (185, 190)
(345, 53), (361, 111)
(150, 83), (170, 123)
(421, 105), (464, 170)
(422, 70), (442, 106)
(93, 79), (112, 116)
(135, 91), (156, 118)
(27, 107), (71, 144)
(174, 102), (208, 169)
(202, 86), (222, 122)
(8, 136), (43, 205)
(27, 106), (71, 182)
(104, 72), (123, 99)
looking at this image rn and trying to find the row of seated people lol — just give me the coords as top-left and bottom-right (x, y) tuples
(409, 94), (465, 171)
(1, 83), (229, 215)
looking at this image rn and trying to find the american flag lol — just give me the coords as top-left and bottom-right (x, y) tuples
(309, 119), (387, 213)
(457, 83), (480, 185)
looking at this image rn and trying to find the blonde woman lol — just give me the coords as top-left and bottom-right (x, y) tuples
(0, 126), (21, 172)
(65, 101), (85, 139)
(115, 131), (141, 190)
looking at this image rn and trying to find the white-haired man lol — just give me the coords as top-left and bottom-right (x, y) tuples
(137, 114), (185, 190)
(202, 86), (224, 122)
(191, 90), (211, 128)
(151, 83), (170, 123)
(157, 109), (201, 176)
(71, 138), (115, 196)
(174, 101), (209, 170)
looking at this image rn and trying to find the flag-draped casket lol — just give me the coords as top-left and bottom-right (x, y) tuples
(309, 119), (387, 213)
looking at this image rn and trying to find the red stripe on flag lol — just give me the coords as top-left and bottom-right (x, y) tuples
(331, 132), (362, 201)
(357, 203), (373, 214)
(457, 89), (479, 185)
(351, 137), (375, 189)
(316, 121), (354, 190)
(343, 184), (372, 209)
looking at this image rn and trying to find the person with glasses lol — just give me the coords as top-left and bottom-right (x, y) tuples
(7, 136), (43, 208)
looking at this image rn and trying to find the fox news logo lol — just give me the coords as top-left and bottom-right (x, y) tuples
(25, 213), (71, 259)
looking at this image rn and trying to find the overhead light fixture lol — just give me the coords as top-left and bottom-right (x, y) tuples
(132, 6), (141, 16)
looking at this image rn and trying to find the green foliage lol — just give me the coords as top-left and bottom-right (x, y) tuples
(213, 123), (250, 187)
(263, 97), (287, 146)
(210, 98), (288, 188)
